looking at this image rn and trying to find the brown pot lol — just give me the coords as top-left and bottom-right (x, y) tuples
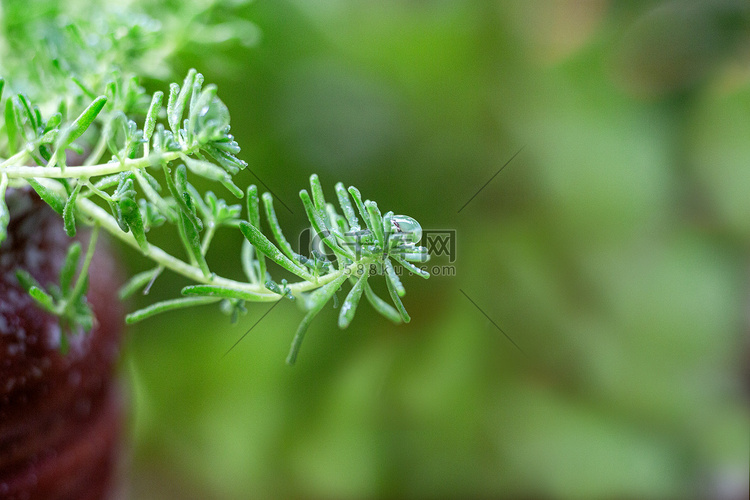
(0, 189), (125, 499)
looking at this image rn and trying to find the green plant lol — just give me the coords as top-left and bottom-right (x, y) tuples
(0, 5), (428, 365)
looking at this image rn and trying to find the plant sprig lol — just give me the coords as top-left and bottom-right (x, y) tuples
(0, 69), (429, 364)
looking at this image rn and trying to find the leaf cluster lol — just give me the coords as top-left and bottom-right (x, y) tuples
(14, 232), (98, 352)
(0, 11), (428, 364)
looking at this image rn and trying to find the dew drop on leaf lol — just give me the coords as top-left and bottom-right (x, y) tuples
(391, 215), (422, 244)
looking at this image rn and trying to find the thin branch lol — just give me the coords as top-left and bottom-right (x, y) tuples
(0, 152), (182, 179)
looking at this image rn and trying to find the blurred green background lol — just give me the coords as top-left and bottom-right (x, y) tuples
(121, 1), (750, 498)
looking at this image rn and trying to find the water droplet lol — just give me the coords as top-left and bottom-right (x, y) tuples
(391, 215), (422, 244)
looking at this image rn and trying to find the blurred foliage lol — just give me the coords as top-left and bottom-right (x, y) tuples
(101, 0), (750, 498)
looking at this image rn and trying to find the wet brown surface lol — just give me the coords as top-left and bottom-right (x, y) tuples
(1, 190), (124, 499)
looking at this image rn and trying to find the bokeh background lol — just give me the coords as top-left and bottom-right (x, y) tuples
(118, 1), (750, 498)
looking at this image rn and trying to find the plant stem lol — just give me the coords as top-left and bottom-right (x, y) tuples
(68, 189), (369, 300)
(2, 154), (388, 311)
(0, 152), (182, 179)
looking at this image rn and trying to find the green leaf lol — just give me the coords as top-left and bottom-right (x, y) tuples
(392, 255), (430, 279)
(126, 296), (220, 324)
(395, 246), (430, 263)
(384, 258), (406, 296)
(137, 199), (165, 231)
(27, 178), (66, 214)
(365, 200), (384, 247)
(119, 197), (148, 250)
(65, 95), (107, 146)
(189, 75), (206, 114)
(287, 272), (349, 365)
(261, 192), (299, 262)
(182, 284), (271, 301)
(180, 210), (210, 277)
(4, 98), (19, 154)
(204, 191), (241, 225)
(174, 165), (196, 213)
(106, 197), (127, 232)
(335, 182), (359, 230)
(10, 98), (28, 145)
(62, 182), (82, 237)
(114, 175), (136, 201)
(347, 186), (374, 234)
(28, 286), (56, 313)
(238, 221), (313, 281)
(326, 203), (346, 235)
(300, 190), (354, 261)
(309, 173), (327, 214)
(166, 82), (180, 133)
(162, 164), (202, 231)
(220, 178), (243, 199)
(363, 283), (401, 324)
(168, 69), (197, 134)
(245, 185), (262, 227)
(183, 156), (228, 182)
(143, 90), (163, 143)
(140, 170), (162, 193)
(203, 144), (246, 175)
(339, 271), (368, 329)
(119, 267), (163, 299)
(71, 76), (97, 100)
(385, 270), (411, 323)
(16, 94), (37, 131)
(246, 185), (266, 281)
(54, 95), (107, 168)
(187, 74), (205, 140)
(44, 112), (62, 133)
(194, 91), (229, 143)
(182, 156), (243, 199)
(15, 269), (42, 293)
(92, 174), (121, 192)
(382, 211), (394, 246)
(188, 81), (216, 142)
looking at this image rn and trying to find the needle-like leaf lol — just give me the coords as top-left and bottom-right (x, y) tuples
(339, 271), (368, 329)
